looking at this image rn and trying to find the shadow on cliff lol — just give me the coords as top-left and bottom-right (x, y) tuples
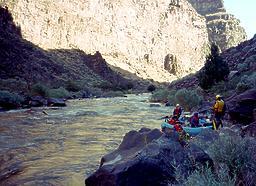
(0, 6), (155, 93)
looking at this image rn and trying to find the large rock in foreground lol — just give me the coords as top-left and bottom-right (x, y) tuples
(85, 128), (213, 186)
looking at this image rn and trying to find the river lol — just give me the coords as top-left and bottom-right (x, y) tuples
(0, 94), (171, 185)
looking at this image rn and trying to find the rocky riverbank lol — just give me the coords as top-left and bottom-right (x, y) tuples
(86, 123), (256, 185)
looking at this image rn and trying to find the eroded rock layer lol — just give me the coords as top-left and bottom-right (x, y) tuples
(188, 0), (247, 51)
(1, 0), (209, 82)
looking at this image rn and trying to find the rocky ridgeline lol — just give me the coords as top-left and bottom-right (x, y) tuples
(2, 0), (209, 82)
(222, 35), (256, 70)
(188, 0), (247, 52)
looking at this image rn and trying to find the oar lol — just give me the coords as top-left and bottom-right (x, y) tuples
(159, 115), (170, 120)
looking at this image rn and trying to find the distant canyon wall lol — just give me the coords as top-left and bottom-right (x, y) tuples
(1, 0), (209, 82)
(188, 0), (247, 51)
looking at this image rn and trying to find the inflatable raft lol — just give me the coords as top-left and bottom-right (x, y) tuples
(161, 122), (212, 136)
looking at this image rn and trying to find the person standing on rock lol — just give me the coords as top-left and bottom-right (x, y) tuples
(213, 95), (225, 129)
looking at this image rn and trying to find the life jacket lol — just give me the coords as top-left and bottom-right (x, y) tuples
(173, 107), (182, 116)
(213, 100), (225, 113)
(174, 124), (183, 132)
(168, 118), (176, 125)
(190, 115), (199, 127)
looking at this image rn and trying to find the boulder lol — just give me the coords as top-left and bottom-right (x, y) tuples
(241, 122), (256, 138)
(149, 103), (161, 107)
(85, 129), (213, 186)
(47, 98), (66, 107)
(227, 89), (256, 124)
(29, 96), (47, 107)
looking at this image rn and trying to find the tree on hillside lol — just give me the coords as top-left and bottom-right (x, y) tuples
(197, 44), (230, 89)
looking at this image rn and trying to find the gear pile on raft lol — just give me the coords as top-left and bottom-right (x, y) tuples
(161, 95), (226, 146)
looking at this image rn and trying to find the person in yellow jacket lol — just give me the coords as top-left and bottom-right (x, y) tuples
(213, 95), (225, 129)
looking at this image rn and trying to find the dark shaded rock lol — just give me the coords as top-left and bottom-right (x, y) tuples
(227, 89), (256, 124)
(149, 103), (161, 107)
(241, 122), (256, 138)
(165, 102), (171, 107)
(86, 129), (213, 186)
(29, 96), (47, 107)
(47, 98), (66, 107)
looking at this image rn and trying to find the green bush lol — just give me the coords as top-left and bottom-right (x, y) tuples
(147, 84), (156, 92)
(197, 44), (230, 89)
(167, 89), (177, 105)
(236, 73), (256, 93)
(31, 83), (49, 97)
(208, 135), (256, 178)
(96, 81), (114, 90)
(102, 91), (125, 98)
(65, 80), (82, 92)
(150, 89), (169, 102)
(174, 88), (203, 111)
(0, 78), (28, 93)
(0, 90), (24, 109)
(237, 63), (249, 72)
(184, 166), (236, 186)
(48, 87), (70, 98)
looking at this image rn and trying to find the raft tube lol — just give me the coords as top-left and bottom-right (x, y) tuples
(161, 122), (212, 136)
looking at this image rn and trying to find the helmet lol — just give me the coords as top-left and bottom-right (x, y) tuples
(216, 95), (221, 99)
(176, 104), (180, 107)
(194, 112), (198, 116)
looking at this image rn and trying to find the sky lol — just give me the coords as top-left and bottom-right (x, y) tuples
(224, 0), (256, 39)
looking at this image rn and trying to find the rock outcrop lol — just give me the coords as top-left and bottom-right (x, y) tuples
(86, 128), (213, 185)
(226, 89), (256, 124)
(188, 0), (247, 52)
(1, 0), (209, 82)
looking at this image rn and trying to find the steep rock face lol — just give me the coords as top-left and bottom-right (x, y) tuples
(1, 0), (209, 82)
(188, 0), (247, 52)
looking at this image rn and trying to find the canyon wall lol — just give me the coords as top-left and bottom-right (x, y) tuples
(188, 0), (247, 51)
(1, 0), (209, 82)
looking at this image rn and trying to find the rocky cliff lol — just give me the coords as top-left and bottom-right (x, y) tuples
(188, 0), (247, 52)
(1, 0), (209, 82)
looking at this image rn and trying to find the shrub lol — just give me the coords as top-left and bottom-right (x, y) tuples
(31, 83), (49, 97)
(102, 91), (125, 98)
(208, 135), (256, 179)
(147, 84), (156, 92)
(48, 87), (70, 98)
(65, 80), (81, 92)
(167, 89), (177, 105)
(0, 78), (28, 93)
(0, 90), (24, 109)
(236, 73), (256, 93)
(237, 63), (249, 72)
(184, 166), (236, 186)
(150, 89), (169, 102)
(174, 88), (203, 111)
(96, 81), (114, 90)
(197, 44), (230, 89)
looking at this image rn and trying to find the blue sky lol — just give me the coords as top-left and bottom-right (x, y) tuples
(224, 0), (256, 39)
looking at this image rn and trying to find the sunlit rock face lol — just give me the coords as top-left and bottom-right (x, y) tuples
(2, 0), (209, 82)
(188, 0), (247, 52)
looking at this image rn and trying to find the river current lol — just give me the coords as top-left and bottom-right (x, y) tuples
(0, 94), (171, 185)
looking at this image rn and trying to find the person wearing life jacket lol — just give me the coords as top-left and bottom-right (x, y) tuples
(213, 95), (225, 129)
(173, 123), (190, 147)
(190, 112), (199, 128)
(173, 104), (182, 118)
(168, 115), (178, 125)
